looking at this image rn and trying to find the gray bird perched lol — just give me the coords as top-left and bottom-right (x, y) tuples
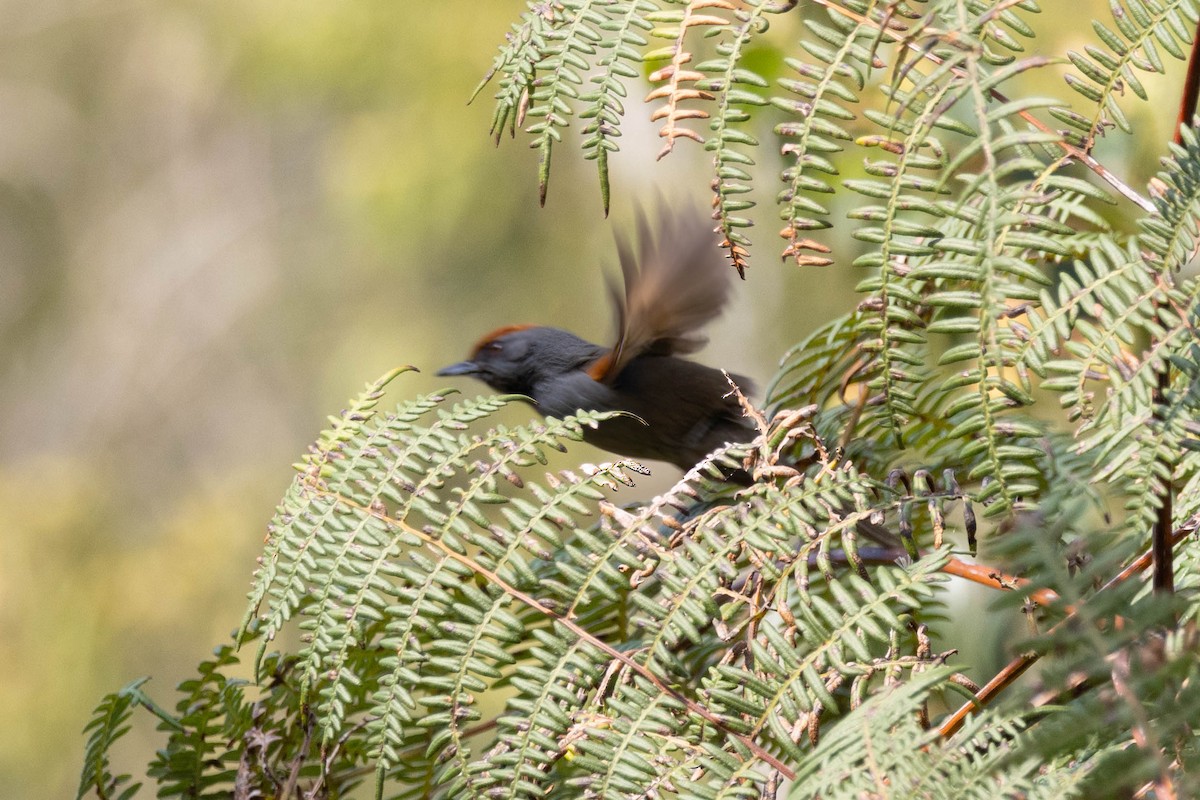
(437, 210), (755, 470)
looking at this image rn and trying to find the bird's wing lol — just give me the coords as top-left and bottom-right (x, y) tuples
(587, 208), (733, 383)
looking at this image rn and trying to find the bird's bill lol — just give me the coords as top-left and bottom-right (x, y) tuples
(436, 361), (480, 377)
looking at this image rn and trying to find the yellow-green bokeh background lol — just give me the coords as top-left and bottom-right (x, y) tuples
(0, 2), (1183, 796)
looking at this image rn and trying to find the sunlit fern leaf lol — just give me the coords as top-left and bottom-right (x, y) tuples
(475, 2), (561, 142)
(1172, 507), (1200, 629)
(1023, 122), (1200, 533)
(698, 553), (948, 763)
(580, 1), (656, 214)
(772, 11), (875, 268)
(245, 391), (519, 676)
(578, 430), (954, 781)
(1055, 0), (1200, 144)
(475, 1), (662, 210)
(561, 672), (703, 796)
(256, 408), (642, 787)
(525, 1), (611, 206)
(242, 368), (424, 645)
(766, 310), (866, 414)
(845, 108), (952, 448)
(466, 630), (615, 799)
(772, 327), (993, 552)
(693, 0), (790, 276)
(363, 464), (643, 797)
(787, 666), (952, 794)
(1020, 237), (1157, 418)
(848, 5), (1075, 517)
(1143, 121), (1200, 274)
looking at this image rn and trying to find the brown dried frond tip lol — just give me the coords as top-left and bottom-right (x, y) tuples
(644, 1), (735, 159)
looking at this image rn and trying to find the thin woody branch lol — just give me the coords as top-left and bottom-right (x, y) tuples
(939, 513), (1200, 738)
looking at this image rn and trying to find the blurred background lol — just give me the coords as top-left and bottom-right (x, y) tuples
(0, 1), (1182, 796)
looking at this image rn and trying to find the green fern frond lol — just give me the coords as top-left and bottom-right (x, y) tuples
(243, 391), (514, 660)
(244, 375), (970, 796)
(581, 1), (656, 214)
(147, 644), (252, 798)
(476, 2), (559, 141)
(701, 554), (947, 762)
(766, 310), (866, 412)
(1023, 121), (1200, 532)
(773, 11), (874, 268)
(849, 9), (1068, 515)
(788, 668), (1060, 800)
(78, 680), (150, 800)
(694, 0), (787, 275)
(1057, 0), (1200, 143)
(526, 1), (613, 205)
(984, 515), (1200, 799)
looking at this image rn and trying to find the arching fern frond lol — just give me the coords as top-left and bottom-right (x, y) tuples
(234, 374), (967, 797)
(581, 1), (655, 214)
(1057, 0), (1200, 144)
(525, 2), (608, 205)
(766, 309), (866, 413)
(788, 668), (1041, 800)
(78, 680), (150, 800)
(476, 2), (558, 141)
(246, 384), (637, 771)
(840, 3), (1072, 515)
(693, 0), (792, 276)
(1021, 120), (1200, 532)
(774, 11), (876, 267)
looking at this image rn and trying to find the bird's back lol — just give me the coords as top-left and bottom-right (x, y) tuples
(579, 353), (755, 469)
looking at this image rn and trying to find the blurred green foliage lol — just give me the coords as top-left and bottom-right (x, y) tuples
(0, 1), (1184, 797)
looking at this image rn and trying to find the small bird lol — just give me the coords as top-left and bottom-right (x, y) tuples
(437, 210), (755, 471)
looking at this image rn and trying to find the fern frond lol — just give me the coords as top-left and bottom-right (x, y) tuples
(476, 2), (560, 142)
(243, 391), (513, 664)
(982, 515), (1200, 799)
(1057, 0), (1200, 143)
(644, 1), (734, 159)
(694, 0), (789, 276)
(526, 1), (611, 205)
(284, 403), (625, 752)
(766, 310), (866, 412)
(581, 1), (656, 214)
(1024, 121), (1200, 533)
(773, 11), (875, 268)
(240, 368), (415, 645)
(788, 667), (1049, 800)
(146, 643), (252, 798)
(701, 555), (948, 761)
(833, 2), (1088, 518)
(78, 680), (149, 800)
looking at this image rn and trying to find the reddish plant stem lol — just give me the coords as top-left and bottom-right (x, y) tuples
(942, 557), (1060, 608)
(939, 515), (1199, 738)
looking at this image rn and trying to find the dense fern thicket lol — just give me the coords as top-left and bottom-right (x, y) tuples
(81, 2), (1200, 799)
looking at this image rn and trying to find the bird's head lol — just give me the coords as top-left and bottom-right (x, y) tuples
(436, 325), (604, 396)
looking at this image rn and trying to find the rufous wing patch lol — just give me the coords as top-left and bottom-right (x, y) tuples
(585, 350), (617, 382)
